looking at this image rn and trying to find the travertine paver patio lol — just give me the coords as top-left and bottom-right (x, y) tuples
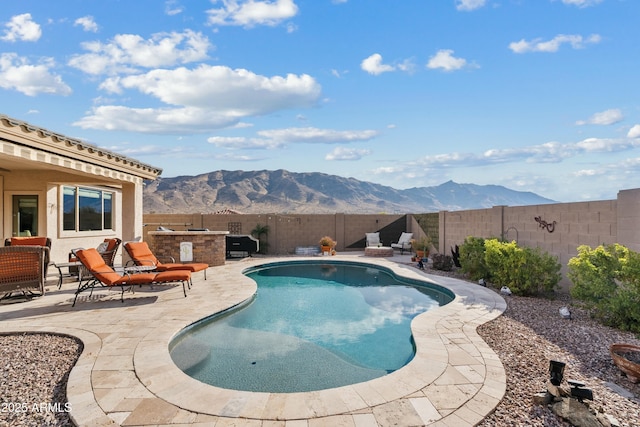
(0, 253), (506, 426)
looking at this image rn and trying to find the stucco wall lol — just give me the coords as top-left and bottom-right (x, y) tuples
(1, 170), (143, 267)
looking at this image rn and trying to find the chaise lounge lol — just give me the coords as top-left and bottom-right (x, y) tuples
(124, 241), (209, 280)
(73, 248), (191, 306)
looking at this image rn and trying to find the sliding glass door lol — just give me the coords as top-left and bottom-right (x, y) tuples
(12, 195), (38, 236)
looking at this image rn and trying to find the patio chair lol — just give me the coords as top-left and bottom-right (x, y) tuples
(4, 236), (52, 278)
(69, 237), (122, 269)
(72, 248), (191, 306)
(0, 246), (48, 300)
(391, 232), (413, 254)
(124, 241), (209, 280)
(365, 232), (381, 247)
(67, 237), (122, 280)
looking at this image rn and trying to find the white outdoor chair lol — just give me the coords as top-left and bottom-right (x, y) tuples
(365, 232), (381, 247)
(391, 232), (413, 254)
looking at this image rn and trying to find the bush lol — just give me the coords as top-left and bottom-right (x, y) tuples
(484, 239), (561, 296)
(568, 244), (627, 306)
(459, 236), (490, 281)
(432, 253), (454, 271)
(568, 244), (640, 332)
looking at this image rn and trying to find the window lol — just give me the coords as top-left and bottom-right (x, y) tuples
(63, 186), (114, 232)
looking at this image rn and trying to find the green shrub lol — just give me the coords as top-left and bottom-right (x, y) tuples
(568, 244), (640, 332)
(459, 236), (490, 281)
(568, 244), (627, 308)
(484, 239), (561, 296)
(432, 253), (454, 271)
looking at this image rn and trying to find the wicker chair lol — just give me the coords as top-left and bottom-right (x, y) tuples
(0, 246), (48, 300)
(4, 237), (52, 278)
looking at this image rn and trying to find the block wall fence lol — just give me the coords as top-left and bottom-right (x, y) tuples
(142, 213), (426, 255)
(143, 187), (640, 292)
(439, 188), (640, 290)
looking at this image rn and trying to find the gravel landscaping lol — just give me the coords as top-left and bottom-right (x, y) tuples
(0, 333), (81, 427)
(1, 269), (639, 426)
(426, 268), (640, 427)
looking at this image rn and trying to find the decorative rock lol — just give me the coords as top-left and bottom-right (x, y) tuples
(532, 391), (553, 405)
(559, 306), (572, 319)
(551, 398), (604, 427)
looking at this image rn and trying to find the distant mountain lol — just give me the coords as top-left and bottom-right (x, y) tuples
(143, 169), (556, 214)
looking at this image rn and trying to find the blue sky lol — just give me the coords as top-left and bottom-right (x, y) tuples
(1, 0), (638, 202)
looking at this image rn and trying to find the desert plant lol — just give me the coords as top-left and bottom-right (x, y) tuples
(451, 244), (461, 268)
(459, 236), (490, 281)
(318, 235), (336, 247)
(251, 223), (270, 254)
(410, 235), (431, 254)
(432, 253), (454, 271)
(568, 243), (640, 332)
(568, 244), (627, 306)
(484, 239), (560, 296)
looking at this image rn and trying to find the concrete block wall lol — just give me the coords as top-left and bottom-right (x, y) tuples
(143, 187), (640, 292)
(143, 213), (407, 255)
(440, 192), (632, 291)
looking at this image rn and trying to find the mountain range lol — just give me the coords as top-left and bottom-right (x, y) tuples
(143, 169), (556, 214)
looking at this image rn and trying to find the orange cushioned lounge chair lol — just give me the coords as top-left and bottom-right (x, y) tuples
(73, 248), (191, 307)
(124, 241), (209, 280)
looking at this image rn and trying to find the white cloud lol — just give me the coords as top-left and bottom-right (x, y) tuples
(325, 147), (372, 161)
(74, 16), (98, 33)
(257, 127), (379, 143)
(75, 65), (321, 133)
(377, 137), (640, 174)
(165, 0), (185, 15)
(560, 0), (603, 8)
(0, 53), (72, 96)
(426, 49), (468, 72)
(1, 13), (42, 42)
(207, 0), (299, 27)
(575, 109), (624, 126)
(68, 30), (211, 75)
(208, 136), (284, 149)
(361, 53), (395, 75)
(573, 169), (602, 177)
(455, 0), (486, 11)
(628, 124), (640, 139)
(509, 34), (601, 53)
(207, 127), (378, 150)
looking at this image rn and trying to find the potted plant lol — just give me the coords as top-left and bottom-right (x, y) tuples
(411, 236), (431, 259)
(319, 236), (336, 255)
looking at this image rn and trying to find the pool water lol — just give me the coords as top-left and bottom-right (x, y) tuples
(170, 261), (453, 392)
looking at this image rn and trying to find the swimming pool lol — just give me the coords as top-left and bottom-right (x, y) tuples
(170, 260), (454, 392)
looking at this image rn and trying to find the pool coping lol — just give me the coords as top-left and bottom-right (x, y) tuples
(0, 254), (507, 426)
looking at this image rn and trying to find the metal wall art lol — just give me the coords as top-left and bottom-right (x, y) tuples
(534, 216), (557, 233)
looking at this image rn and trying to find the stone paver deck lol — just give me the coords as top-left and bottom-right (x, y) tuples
(0, 254), (506, 426)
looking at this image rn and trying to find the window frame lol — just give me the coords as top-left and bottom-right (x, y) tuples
(60, 185), (116, 237)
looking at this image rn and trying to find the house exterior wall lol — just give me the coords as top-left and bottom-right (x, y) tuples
(0, 114), (161, 269)
(0, 169), (142, 267)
